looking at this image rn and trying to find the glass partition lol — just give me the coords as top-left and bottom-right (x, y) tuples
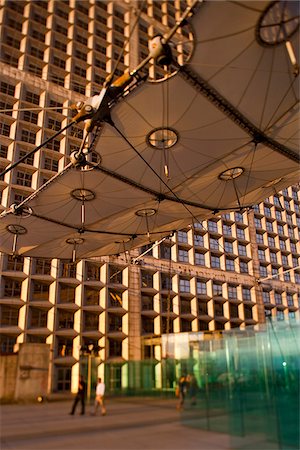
(86, 321), (300, 449)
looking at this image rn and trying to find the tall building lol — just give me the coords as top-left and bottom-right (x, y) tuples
(0, 0), (299, 393)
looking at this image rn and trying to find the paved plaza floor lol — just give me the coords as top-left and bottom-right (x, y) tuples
(0, 397), (232, 450)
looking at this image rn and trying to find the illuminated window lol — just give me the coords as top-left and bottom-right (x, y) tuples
(108, 290), (123, 308)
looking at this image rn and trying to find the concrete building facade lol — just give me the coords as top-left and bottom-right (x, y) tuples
(0, 0), (299, 393)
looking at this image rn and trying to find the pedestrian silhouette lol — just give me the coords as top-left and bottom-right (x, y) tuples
(176, 375), (188, 410)
(92, 377), (106, 416)
(69, 375), (86, 415)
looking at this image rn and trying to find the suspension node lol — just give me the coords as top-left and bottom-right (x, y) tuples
(10, 204), (32, 217)
(149, 35), (173, 67)
(71, 102), (95, 124)
(157, 44), (172, 66)
(70, 151), (87, 167)
(252, 134), (262, 145)
(11, 203), (20, 215)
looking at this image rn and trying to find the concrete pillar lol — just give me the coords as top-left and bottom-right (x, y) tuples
(14, 343), (50, 400)
(128, 264), (141, 360)
(247, 210), (266, 324)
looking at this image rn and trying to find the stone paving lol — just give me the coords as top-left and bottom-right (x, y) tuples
(0, 397), (232, 450)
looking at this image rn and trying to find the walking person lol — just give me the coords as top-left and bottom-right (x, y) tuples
(176, 375), (188, 410)
(69, 375), (86, 415)
(92, 377), (106, 416)
(187, 373), (199, 406)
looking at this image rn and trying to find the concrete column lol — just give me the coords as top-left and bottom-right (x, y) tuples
(128, 264), (141, 360)
(247, 209), (265, 324)
(128, 1), (142, 72)
(14, 343), (50, 400)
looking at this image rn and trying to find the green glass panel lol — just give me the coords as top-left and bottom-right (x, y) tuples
(80, 321), (299, 449)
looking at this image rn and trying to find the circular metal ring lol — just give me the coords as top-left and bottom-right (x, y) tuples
(146, 127), (179, 150)
(66, 238), (85, 245)
(11, 204), (33, 217)
(219, 167), (244, 181)
(135, 208), (157, 217)
(114, 238), (132, 244)
(256, 2), (300, 46)
(71, 189), (96, 201)
(263, 177), (283, 188)
(6, 224), (27, 235)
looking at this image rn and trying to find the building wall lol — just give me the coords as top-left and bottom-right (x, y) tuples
(14, 342), (50, 400)
(0, 0), (299, 393)
(0, 353), (18, 400)
(0, 343), (50, 400)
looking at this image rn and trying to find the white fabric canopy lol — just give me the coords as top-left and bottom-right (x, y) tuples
(0, 1), (299, 258)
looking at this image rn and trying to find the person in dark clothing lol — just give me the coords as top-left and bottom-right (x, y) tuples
(176, 375), (188, 410)
(70, 375), (86, 415)
(187, 374), (199, 406)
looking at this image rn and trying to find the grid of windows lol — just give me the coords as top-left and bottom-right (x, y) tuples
(0, 1), (299, 395)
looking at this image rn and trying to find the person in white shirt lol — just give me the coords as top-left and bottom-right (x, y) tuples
(92, 378), (106, 416)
